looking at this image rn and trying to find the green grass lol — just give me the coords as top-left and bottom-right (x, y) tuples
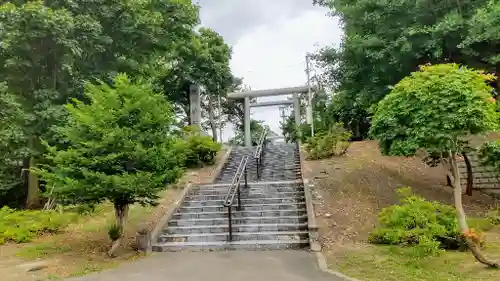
(69, 262), (106, 277)
(469, 217), (496, 232)
(17, 242), (73, 260)
(332, 216), (500, 281)
(334, 239), (500, 281)
(0, 206), (77, 245)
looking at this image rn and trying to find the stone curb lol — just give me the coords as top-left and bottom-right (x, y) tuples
(207, 146), (234, 184)
(297, 143), (320, 252)
(140, 146), (233, 252)
(297, 143), (362, 281)
(148, 182), (194, 250)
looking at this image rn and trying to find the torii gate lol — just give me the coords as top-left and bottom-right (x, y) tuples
(227, 85), (313, 147)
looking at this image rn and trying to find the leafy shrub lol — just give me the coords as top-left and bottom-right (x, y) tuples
(108, 224), (122, 241)
(368, 188), (463, 255)
(305, 123), (351, 160)
(181, 126), (221, 167)
(0, 206), (75, 244)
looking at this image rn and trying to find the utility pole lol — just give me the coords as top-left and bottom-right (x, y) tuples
(306, 53), (314, 137)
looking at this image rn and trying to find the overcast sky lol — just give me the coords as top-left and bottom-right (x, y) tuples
(197, 0), (343, 141)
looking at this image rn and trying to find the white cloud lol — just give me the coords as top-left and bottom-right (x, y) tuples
(198, 0), (315, 44)
(221, 8), (342, 141)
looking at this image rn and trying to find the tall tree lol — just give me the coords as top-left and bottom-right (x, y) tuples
(158, 27), (232, 132)
(0, 0), (202, 207)
(39, 75), (185, 256)
(197, 28), (232, 142)
(0, 1), (100, 207)
(0, 83), (28, 207)
(313, 0), (496, 138)
(370, 63), (499, 267)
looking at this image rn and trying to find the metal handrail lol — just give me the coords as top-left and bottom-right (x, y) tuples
(223, 156), (248, 241)
(254, 127), (268, 179)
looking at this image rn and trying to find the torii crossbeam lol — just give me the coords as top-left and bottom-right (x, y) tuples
(228, 85), (314, 147)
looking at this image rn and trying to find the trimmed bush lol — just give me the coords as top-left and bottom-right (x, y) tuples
(368, 188), (463, 255)
(0, 206), (75, 244)
(181, 126), (221, 168)
(305, 122), (351, 160)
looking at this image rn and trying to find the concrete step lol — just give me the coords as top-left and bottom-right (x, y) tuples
(178, 202), (306, 213)
(164, 222), (308, 234)
(172, 209), (307, 220)
(185, 191), (304, 201)
(182, 197), (305, 207)
(168, 215), (308, 227)
(157, 230), (309, 243)
(192, 185), (304, 195)
(152, 239), (309, 252)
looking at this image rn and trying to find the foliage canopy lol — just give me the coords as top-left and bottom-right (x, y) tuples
(370, 63), (497, 157)
(39, 74), (185, 208)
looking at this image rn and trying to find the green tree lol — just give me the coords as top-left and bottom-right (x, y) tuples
(0, 1), (100, 207)
(280, 87), (333, 143)
(313, 0), (497, 139)
(230, 119), (269, 146)
(0, 0), (203, 207)
(197, 28), (233, 142)
(460, 1), (500, 88)
(223, 77), (253, 129)
(47, 0), (200, 79)
(370, 63), (499, 267)
(0, 83), (28, 207)
(159, 27), (232, 131)
(39, 75), (185, 256)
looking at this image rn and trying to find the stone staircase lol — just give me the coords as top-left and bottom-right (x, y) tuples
(152, 143), (309, 251)
(214, 143), (302, 183)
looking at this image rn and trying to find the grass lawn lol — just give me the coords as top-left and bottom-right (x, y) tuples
(1, 192), (179, 281)
(329, 215), (500, 281)
(334, 236), (500, 281)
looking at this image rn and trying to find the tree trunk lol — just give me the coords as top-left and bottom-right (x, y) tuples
(449, 153), (499, 268)
(25, 156), (40, 209)
(108, 203), (129, 257)
(462, 152), (473, 196)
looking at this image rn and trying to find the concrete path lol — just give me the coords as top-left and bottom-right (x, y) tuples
(68, 251), (347, 281)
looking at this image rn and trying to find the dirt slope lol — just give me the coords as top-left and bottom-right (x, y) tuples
(303, 141), (499, 249)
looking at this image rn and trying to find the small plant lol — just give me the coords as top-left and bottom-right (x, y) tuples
(108, 224), (122, 242)
(368, 187), (463, 256)
(305, 122), (351, 160)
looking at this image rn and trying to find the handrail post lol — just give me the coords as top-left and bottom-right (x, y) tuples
(244, 166), (248, 188)
(223, 156), (249, 243)
(237, 183), (241, 210)
(228, 206), (233, 241)
(256, 157), (260, 179)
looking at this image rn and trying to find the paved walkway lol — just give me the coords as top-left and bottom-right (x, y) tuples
(68, 251), (348, 281)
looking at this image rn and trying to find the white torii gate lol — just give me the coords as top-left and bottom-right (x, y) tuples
(227, 85), (314, 147)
